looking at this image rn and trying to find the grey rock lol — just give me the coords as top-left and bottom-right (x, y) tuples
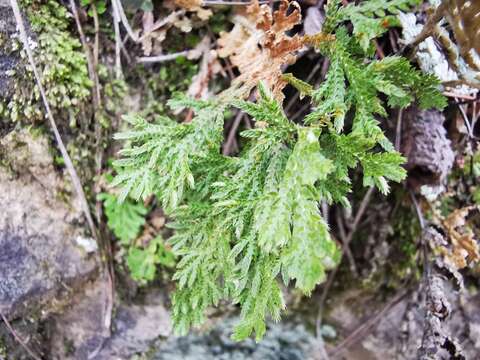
(0, 129), (98, 319)
(98, 295), (172, 359)
(48, 278), (172, 360)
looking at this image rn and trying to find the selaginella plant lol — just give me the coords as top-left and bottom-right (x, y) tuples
(113, 0), (446, 340)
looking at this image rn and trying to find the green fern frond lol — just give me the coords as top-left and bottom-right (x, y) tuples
(127, 236), (175, 282)
(111, 0), (446, 342)
(112, 99), (225, 211)
(324, 0), (420, 50)
(98, 192), (148, 244)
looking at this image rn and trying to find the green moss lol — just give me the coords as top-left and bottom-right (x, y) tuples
(2, 0), (92, 123)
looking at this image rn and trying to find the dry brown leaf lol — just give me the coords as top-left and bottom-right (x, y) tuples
(217, 0), (303, 101)
(440, 206), (480, 270)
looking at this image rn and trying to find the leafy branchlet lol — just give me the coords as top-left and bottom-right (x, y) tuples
(113, 0), (446, 341)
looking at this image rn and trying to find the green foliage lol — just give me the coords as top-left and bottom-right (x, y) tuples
(127, 236), (176, 283)
(80, 0), (107, 16)
(361, 152), (407, 194)
(324, 0), (420, 50)
(100, 192), (175, 283)
(113, 0), (445, 342)
(3, 0), (92, 123)
(112, 98), (225, 211)
(98, 193), (148, 245)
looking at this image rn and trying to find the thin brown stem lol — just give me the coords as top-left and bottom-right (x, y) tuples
(336, 210), (357, 275)
(223, 111), (245, 155)
(111, 0), (123, 79)
(69, 0), (101, 110)
(328, 287), (410, 358)
(344, 187), (375, 246)
(137, 51), (190, 63)
(0, 313), (42, 360)
(395, 108), (403, 152)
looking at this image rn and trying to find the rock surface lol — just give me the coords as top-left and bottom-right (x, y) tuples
(153, 318), (316, 360)
(47, 277), (172, 360)
(0, 129), (98, 319)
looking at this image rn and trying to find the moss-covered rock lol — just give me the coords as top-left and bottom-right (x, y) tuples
(1, 0), (92, 123)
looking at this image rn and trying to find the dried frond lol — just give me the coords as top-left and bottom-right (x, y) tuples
(218, 0), (303, 101)
(440, 206), (480, 270)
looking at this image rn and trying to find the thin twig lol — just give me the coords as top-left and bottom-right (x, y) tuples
(443, 91), (476, 101)
(111, 0), (123, 79)
(291, 101), (311, 122)
(11, 1), (114, 345)
(316, 267), (338, 338)
(203, 0), (280, 4)
(389, 29), (399, 53)
(111, 0), (138, 42)
(374, 39), (385, 59)
(328, 287), (410, 358)
(138, 10), (185, 42)
(322, 201), (330, 225)
(137, 51), (190, 64)
(314, 188), (376, 357)
(1, 313), (42, 360)
(314, 269), (338, 360)
(395, 108), (403, 151)
(223, 110), (245, 155)
(92, 4), (101, 100)
(335, 210), (357, 275)
(457, 101), (475, 139)
(290, 59), (331, 119)
(312, 335), (331, 360)
(409, 190), (430, 276)
(69, 0), (101, 110)
(344, 187), (375, 246)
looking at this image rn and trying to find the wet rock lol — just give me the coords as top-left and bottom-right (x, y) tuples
(0, 129), (98, 319)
